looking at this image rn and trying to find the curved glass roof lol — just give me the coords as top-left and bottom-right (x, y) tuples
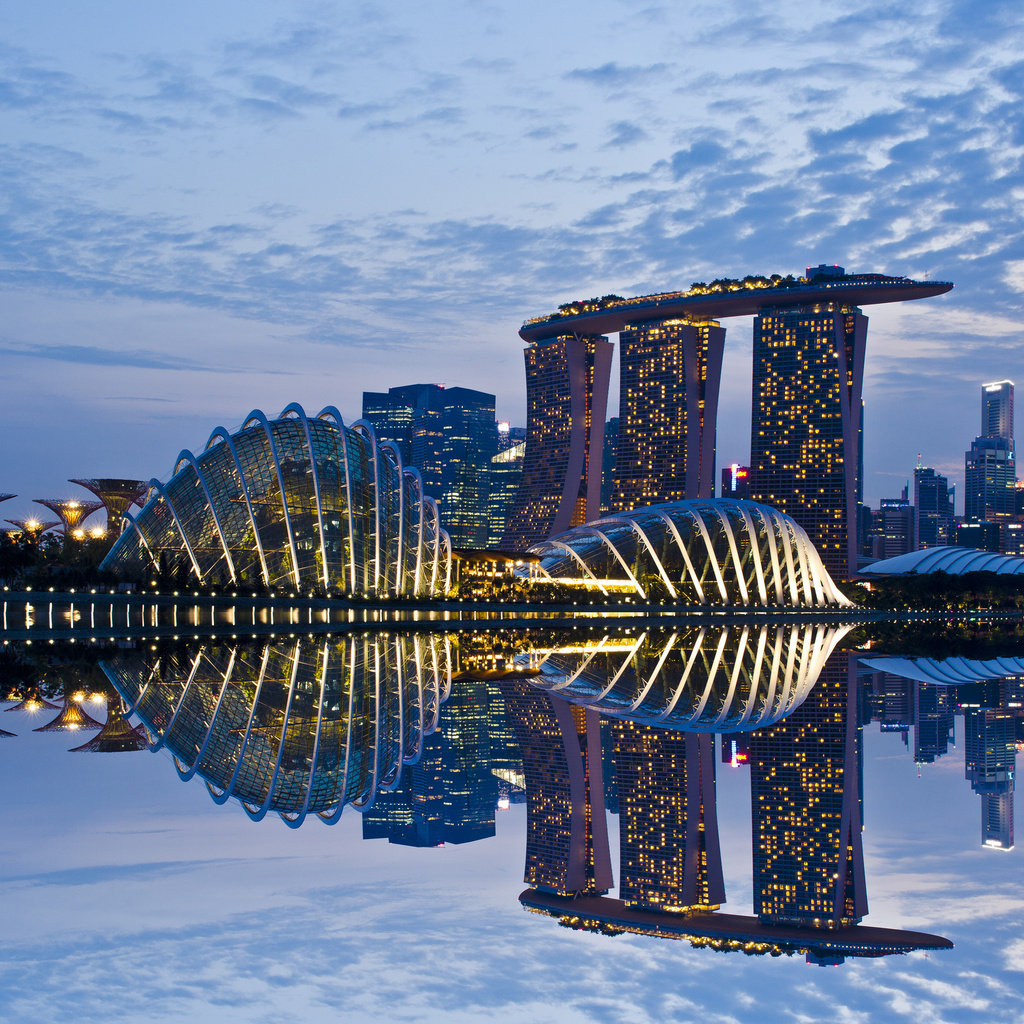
(859, 655), (1024, 685)
(526, 499), (850, 608)
(859, 546), (1024, 577)
(100, 403), (452, 597)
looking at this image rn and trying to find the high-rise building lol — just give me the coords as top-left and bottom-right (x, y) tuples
(502, 335), (613, 549)
(982, 380), (1014, 442)
(362, 384), (497, 546)
(913, 683), (955, 765)
(914, 466), (954, 549)
(611, 721), (724, 912)
(873, 491), (914, 560)
(610, 319), (724, 511)
(965, 709), (1015, 850)
(749, 300), (866, 581)
(487, 441), (525, 548)
(498, 680), (613, 896)
(749, 651), (867, 929)
(965, 381), (1016, 524)
(720, 463), (750, 500)
(600, 417), (618, 515)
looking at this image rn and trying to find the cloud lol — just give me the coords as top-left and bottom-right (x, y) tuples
(0, 343), (230, 372)
(604, 121), (649, 149)
(564, 62), (670, 88)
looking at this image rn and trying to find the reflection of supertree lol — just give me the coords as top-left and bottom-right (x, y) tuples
(5, 690), (60, 712)
(68, 699), (149, 752)
(0, 727), (16, 738)
(33, 697), (104, 732)
(0, 493), (16, 505)
(102, 635), (451, 825)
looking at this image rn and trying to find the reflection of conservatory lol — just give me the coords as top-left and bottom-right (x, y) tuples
(100, 404), (452, 596)
(526, 500), (850, 607)
(516, 623), (853, 731)
(103, 636), (451, 826)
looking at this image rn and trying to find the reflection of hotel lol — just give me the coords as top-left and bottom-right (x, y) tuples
(611, 722), (724, 912)
(749, 651), (867, 929)
(499, 680), (613, 896)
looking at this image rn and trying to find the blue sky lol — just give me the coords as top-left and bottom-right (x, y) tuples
(1, 0), (1023, 521)
(1, 693), (1022, 1024)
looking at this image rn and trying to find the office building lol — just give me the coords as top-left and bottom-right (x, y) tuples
(965, 381), (1016, 523)
(362, 384), (498, 547)
(502, 334), (613, 548)
(749, 301), (866, 581)
(610, 319), (724, 510)
(955, 520), (1001, 553)
(721, 464), (750, 500)
(749, 651), (867, 929)
(612, 721), (724, 912)
(487, 441), (525, 547)
(914, 467), (954, 549)
(873, 491), (914, 560)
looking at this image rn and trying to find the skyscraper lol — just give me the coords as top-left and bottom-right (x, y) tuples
(965, 380), (1016, 524)
(362, 384), (497, 546)
(749, 651), (867, 929)
(502, 334), (613, 549)
(749, 301), (866, 581)
(610, 318), (724, 510)
(914, 466), (954, 549)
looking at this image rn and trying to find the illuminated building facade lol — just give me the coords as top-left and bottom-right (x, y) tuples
(502, 334), (613, 549)
(100, 403), (452, 596)
(749, 651), (867, 929)
(721, 464), (750, 500)
(611, 319), (724, 510)
(499, 679), (613, 896)
(750, 303), (867, 581)
(487, 441), (525, 547)
(612, 721), (724, 912)
(965, 380), (1016, 525)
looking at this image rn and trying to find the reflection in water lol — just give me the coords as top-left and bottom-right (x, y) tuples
(519, 622), (853, 730)
(68, 700), (149, 753)
(33, 698), (104, 733)
(102, 636), (451, 826)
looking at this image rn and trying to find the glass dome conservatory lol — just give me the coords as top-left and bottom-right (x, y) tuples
(101, 404), (452, 596)
(525, 499), (850, 607)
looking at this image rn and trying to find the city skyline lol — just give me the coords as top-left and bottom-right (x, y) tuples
(1, 1), (1022, 529)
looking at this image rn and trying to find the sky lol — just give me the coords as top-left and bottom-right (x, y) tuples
(2, 681), (1023, 1024)
(1, 0), (1023, 523)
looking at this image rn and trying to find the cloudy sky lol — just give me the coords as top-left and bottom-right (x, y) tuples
(1, 0), (1023, 521)
(2, 679), (1023, 1024)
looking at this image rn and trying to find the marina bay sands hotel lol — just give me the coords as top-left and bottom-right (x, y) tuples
(502, 265), (953, 580)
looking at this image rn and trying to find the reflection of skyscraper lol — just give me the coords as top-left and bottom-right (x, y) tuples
(750, 299), (866, 581)
(502, 334), (613, 548)
(965, 709), (1016, 850)
(499, 680), (613, 896)
(610, 319), (724, 510)
(612, 721), (724, 912)
(749, 651), (867, 929)
(362, 680), (497, 846)
(913, 682), (955, 764)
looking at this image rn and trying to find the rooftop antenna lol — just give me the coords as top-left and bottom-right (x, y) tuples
(916, 453), (923, 468)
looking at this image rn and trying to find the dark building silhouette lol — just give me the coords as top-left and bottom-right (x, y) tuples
(499, 680), (613, 896)
(750, 292), (866, 581)
(600, 417), (619, 515)
(749, 651), (867, 929)
(502, 335), (613, 548)
(612, 721), (724, 912)
(610, 319), (724, 510)
(914, 466), (954, 549)
(721, 464), (750, 500)
(914, 682), (955, 764)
